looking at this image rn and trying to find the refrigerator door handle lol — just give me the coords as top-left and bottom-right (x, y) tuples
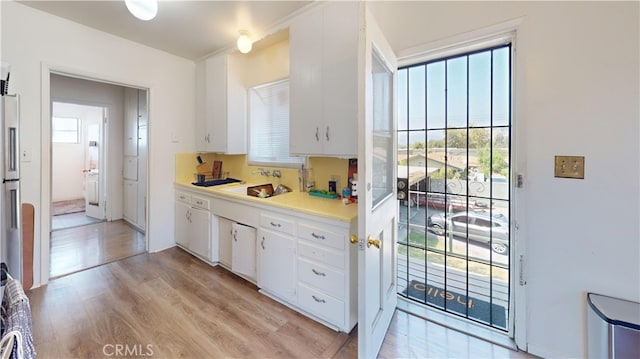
(9, 187), (18, 229)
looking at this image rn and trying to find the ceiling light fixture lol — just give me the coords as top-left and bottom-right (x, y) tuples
(125, 0), (158, 21)
(237, 31), (253, 54)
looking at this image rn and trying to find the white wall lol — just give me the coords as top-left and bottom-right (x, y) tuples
(1, 1), (196, 287)
(51, 102), (104, 202)
(370, 1), (639, 358)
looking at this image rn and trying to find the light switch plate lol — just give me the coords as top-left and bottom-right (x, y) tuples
(554, 155), (584, 179)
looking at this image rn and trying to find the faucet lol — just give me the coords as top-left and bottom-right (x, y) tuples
(253, 168), (271, 177)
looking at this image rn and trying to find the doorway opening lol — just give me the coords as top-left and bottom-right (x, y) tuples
(48, 73), (148, 279)
(396, 44), (513, 332)
(51, 102), (106, 231)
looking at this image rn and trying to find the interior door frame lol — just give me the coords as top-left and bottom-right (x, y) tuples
(50, 100), (108, 221)
(39, 62), (151, 287)
(394, 17), (526, 350)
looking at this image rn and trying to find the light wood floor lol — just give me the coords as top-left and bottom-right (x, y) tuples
(49, 219), (146, 278)
(30, 246), (533, 358)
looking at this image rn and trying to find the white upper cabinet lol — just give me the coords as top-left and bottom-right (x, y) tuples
(290, 2), (359, 157)
(124, 88), (139, 156)
(197, 53), (247, 154)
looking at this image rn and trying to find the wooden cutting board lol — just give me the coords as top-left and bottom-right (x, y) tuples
(22, 203), (34, 290)
(212, 161), (222, 179)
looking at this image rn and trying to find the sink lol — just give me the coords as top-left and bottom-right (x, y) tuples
(221, 183), (291, 198)
(221, 184), (254, 195)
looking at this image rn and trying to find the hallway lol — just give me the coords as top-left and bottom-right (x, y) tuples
(49, 219), (145, 278)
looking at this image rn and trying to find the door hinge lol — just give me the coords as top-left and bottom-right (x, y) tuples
(516, 173), (524, 188)
(519, 255), (527, 286)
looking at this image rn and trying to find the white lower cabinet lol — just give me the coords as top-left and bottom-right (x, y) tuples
(217, 216), (234, 268)
(296, 220), (356, 332)
(257, 228), (296, 303)
(174, 190), (211, 261)
(174, 201), (190, 248)
(174, 186), (356, 333)
(124, 180), (138, 222)
(231, 222), (257, 282)
(188, 207), (211, 260)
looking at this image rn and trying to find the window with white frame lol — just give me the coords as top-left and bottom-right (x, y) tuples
(52, 117), (80, 143)
(248, 79), (303, 167)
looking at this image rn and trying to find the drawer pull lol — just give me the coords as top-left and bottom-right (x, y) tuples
(270, 221), (281, 228)
(312, 295), (326, 303)
(311, 269), (326, 277)
(311, 232), (325, 240)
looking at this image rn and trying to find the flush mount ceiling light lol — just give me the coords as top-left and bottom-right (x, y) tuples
(125, 0), (158, 21)
(237, 31), (253, 54)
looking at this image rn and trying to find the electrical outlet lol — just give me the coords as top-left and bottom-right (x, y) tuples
(554, 155), (584, 179)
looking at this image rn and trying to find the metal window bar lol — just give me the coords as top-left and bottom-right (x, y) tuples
(396, 44), (512, 331)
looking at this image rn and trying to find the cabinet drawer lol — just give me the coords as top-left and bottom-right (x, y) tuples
(298, 283), (344, 328)
(260, 214), (295, 235)
(298, 258), (344, 299)
(298, 223), (344, 250)
(191, 195), (210, 210)
(298, 242), (344, 270)
(175, 191), (190, 204)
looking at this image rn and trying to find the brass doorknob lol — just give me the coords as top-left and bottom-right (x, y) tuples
(350, 235), (359, 244)
(367, 236), (381, 249)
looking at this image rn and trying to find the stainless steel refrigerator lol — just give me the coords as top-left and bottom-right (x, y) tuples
(1, 93), (21, 281)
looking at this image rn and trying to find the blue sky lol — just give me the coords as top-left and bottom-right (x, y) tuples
(397, 46), (510, 146)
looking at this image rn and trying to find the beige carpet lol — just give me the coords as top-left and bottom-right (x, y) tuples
(52, 199), (85, 216)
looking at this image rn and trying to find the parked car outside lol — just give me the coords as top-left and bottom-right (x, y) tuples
(427, 211), (509, 254)
(409, 192), (490, 211)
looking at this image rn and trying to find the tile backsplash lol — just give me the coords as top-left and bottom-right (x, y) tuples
(175, 153), (350, 193)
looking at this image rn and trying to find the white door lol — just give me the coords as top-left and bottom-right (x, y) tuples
(84, 117), (105, 220)
(357, 5), (398, 358)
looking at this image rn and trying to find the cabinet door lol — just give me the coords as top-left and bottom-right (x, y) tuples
(189, 207), (211, 260)
(321, 2), (359, 156)
(137, 89), (148, 126)
(136, 125), (147, 228)
(218, 217), (234, 267)
(124, 88), (139, 156)
(123, 180), (137, 222)
(204, 54), (227, 152)
(225, 53), (247, 155)
(289, 7), (324, 155)
(257, 229), (296, 302)
(231, 223), (256, 280)
(174, 202), (190, 247)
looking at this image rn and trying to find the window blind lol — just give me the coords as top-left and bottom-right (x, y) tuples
(248, 79), (303, 166)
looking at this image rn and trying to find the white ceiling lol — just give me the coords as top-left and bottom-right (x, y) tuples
(19, 0), (312, 60)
